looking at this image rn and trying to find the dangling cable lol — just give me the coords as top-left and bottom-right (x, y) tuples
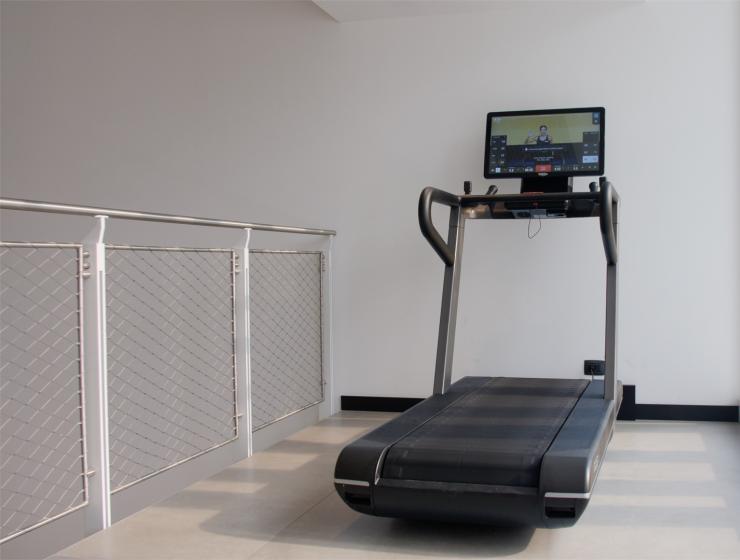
(528, 214), (542, 239)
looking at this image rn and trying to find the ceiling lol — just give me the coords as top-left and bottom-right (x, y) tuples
(313, 1), (497, 22)
(312, 0), (645, 23)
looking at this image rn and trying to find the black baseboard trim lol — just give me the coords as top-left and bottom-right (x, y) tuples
(342, 385), (739, 423)
(341, 396), (424, 413)
(634, 404), (738, 422)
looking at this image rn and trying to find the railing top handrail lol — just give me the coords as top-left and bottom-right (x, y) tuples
(0, 197), (336, 237)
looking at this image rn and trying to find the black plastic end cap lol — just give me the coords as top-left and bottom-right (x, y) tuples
(584, 360), (606, 376)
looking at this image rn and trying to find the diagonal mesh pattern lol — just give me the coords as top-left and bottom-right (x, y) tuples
(0, 244), (87, 543)
(249, 251), (323, 431)
(106, 247), (238, 492)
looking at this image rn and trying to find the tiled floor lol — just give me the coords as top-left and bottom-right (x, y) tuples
(52, 412), (740, 559)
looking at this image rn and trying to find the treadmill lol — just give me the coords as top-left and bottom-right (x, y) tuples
(334, 177), (622, 527)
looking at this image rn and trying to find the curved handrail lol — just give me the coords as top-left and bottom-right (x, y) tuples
(418, 187), (460, 266)
(598, 179), (619, 265)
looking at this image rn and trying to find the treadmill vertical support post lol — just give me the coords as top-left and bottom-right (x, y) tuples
(433, 207), (465, 395)
(604, 197), (619, 401)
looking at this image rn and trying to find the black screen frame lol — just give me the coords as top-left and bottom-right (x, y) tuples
(484, 107), (605, 179)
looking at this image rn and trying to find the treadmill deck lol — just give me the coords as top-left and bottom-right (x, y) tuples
(334, 376), (620, 527)
(382, 377), (588, 487)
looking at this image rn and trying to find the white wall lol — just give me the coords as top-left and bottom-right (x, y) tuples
(2, 0), (738, 407)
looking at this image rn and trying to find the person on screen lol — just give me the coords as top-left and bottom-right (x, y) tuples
(525, 125), (553, 145)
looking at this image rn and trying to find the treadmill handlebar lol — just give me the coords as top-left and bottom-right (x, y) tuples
(599, 178), (619, 266)
(418, 179), (620, 266)
(418, 187), (460, 266)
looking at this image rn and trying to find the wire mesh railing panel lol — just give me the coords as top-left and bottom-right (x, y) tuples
(249, 251), (323, 431)
(0, 243), (87, 543)
(105, 247), (238, 492)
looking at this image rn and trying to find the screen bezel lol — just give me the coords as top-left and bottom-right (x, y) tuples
(484, 107), (605, 179)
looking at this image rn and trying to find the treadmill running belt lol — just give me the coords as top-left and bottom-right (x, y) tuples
(381, 377), (589, 488)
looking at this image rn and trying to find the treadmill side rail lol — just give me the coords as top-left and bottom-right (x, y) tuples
(539, 380), (623, 527)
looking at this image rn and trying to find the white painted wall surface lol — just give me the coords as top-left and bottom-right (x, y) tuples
(2, 1), (738, 407)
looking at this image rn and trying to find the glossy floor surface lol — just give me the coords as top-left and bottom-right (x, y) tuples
(53, 412), (740, 560)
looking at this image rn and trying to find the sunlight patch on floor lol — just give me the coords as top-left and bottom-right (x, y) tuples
(591, 494), (726, 508)
(609, 431), (706, 452)
(600, 461), (715, 481)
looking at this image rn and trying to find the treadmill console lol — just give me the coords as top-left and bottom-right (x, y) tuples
(485, 107), (605, 193)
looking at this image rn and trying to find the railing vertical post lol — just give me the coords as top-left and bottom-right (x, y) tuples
(322, 236), (335, 416)
(81, 216), (112, 531)
(234, 228), (253, 455)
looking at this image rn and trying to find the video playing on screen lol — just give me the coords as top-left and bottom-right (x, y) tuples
(485, 108), (604, 178)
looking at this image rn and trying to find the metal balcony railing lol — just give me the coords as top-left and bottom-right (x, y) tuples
(0, 198), (335, 545)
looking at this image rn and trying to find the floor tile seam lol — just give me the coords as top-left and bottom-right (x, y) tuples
(243, 486), (336, 559)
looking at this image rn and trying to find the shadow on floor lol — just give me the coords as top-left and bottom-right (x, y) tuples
(152, 416), (740, 558)
(161, 413), (537, 557)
